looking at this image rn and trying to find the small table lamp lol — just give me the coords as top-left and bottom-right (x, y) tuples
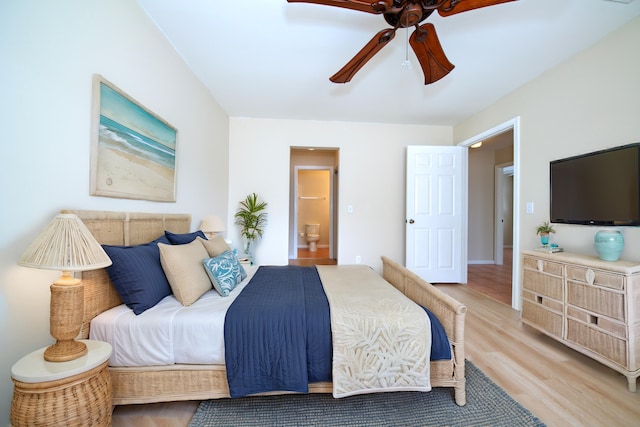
(17, 211), (112, 362)
(200, 215), (225, 239)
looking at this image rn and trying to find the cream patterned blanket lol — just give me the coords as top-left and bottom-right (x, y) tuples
(316, 265), (431, 398)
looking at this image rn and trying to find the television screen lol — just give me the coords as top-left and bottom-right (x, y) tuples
(550, 143), (640, 226)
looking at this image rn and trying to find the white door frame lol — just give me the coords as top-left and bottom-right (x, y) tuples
(459, 117), (522, 310)
(292, 166), (335, 259)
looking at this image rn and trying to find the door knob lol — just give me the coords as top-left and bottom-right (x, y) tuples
(409, 219), (415, 224)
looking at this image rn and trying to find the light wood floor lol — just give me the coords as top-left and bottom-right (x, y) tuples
(466, 248), (513, 305)
(112, 259), (640, 427)
(289, 247), (337, 266)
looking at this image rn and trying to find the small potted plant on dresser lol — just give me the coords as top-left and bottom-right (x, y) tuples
(536, 221), (555, 246)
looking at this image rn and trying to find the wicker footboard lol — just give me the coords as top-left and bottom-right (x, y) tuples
(381, 256), (467, 406)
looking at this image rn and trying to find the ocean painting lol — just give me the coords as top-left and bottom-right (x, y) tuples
(91, 75), (177, 202)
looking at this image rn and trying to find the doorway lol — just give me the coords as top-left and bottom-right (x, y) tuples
(288, 148), (338, 266)
(459, 118), (521, 309)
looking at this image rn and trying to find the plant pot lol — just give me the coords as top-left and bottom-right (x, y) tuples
(594, 230), (624, 261)
(539, 233), (549, 246)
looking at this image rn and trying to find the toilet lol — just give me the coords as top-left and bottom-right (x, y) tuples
(305, 224), (320, 252)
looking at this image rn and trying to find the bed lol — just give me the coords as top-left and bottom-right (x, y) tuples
(73, 209), (467, 406)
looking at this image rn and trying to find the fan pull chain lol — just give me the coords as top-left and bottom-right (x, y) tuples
(402, 27), (412, 70)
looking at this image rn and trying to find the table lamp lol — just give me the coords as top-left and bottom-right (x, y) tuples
(200, 215), (225, 239)
(17, 211), (112, 362)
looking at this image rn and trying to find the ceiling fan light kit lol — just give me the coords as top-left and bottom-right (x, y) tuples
(287, 0), (518, 85)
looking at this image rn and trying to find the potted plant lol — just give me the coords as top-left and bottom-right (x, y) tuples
(234, 193), (268, 260)
(536, 221), (555, 246)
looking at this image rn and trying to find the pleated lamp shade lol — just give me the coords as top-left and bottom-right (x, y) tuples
(18, 212), (112, 362)
(200, 215), (225, 236)
(18, 212), (112, 271)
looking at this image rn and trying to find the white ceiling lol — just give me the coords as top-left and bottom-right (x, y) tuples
(138, 0), (640, 126)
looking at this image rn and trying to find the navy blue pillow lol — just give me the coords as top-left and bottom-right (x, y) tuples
(164, 230), (207, 245)
(102, 236), (172, 315)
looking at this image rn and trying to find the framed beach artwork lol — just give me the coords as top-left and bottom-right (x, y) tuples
(90, 74), (177, 202)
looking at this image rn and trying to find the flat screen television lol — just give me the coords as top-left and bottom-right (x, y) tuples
(550, 143), (640, 226)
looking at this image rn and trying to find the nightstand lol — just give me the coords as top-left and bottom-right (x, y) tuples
(11, 339), (113, 427)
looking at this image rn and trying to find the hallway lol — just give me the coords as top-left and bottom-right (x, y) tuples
(466, 248), (513, 305)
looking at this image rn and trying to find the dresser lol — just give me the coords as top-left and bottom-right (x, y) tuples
(521, 250), (640, 391)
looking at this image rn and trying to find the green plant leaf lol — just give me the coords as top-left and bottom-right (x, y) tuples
(234, 193), (268, 243)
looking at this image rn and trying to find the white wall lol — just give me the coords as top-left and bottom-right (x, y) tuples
(228, 118), (453, 270)
(0, 1), (229, 423)
(454, 17), (640, 263)
(468, 148), (498, 263)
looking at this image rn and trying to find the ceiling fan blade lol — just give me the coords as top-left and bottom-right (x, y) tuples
(286, 0), (386, 14)
(438, 0), (517, 17)
(330, 28), (396, 83)
(409, 23), (455, 85)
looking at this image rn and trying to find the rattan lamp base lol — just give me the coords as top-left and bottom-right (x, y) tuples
(46, 276), (86, 362)
(44, 339), (88, 362)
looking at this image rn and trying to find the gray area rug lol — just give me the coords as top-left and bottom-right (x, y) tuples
(189, 361), (545, 426)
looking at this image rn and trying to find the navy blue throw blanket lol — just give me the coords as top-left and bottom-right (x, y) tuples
(422, 307), (452, 361)
(224, 266), (332, 397)
(224, 266), (451, 397)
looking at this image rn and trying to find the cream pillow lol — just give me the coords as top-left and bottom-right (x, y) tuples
(197, 236), (231, 258)
(158, 240), (212, 306)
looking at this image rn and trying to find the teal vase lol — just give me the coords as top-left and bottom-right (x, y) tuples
(594, 230), (624, 261)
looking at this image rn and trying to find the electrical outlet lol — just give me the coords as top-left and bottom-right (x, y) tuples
(355, 256), (361, 264)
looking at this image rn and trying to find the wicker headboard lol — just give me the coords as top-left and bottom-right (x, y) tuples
(70, 210), (192, 339)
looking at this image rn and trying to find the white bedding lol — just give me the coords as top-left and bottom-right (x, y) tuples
(317, 265), (431, 397)
(90, 266), (258, 366)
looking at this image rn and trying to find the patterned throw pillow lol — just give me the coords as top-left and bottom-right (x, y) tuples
(203, 251), (247, 296)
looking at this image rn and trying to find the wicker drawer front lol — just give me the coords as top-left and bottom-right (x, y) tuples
(522, 300), (563, 338)
(566, 305), (627, 339)
(567, 282), (625, 322)
(523, 289), (563, 312)
(523, 257), (563, 276)
(566, 318), (627, 367)
(522, 269), (563, 300)
(566, 266), (625, 290)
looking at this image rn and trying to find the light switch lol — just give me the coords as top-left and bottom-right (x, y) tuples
(526, 202), (534, 214)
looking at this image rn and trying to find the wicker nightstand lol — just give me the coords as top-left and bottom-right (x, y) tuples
(11, 339), (112, 427)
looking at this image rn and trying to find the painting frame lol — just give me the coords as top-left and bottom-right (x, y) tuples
(90, 74), (177, 202)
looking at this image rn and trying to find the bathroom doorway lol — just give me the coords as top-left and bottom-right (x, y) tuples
(288, 148), (338, 265)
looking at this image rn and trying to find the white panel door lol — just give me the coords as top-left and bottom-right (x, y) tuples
(406, 146), (467, 283)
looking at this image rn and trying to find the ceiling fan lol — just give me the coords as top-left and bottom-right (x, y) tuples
(287, 0), (518, 84)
